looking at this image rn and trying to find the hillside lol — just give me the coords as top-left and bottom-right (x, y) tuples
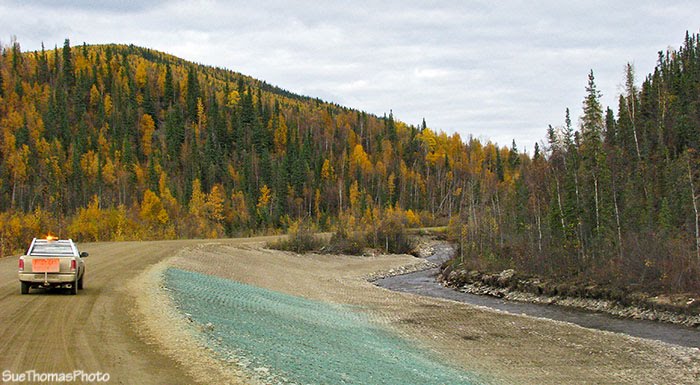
(0, 34), (699, 294)
(0, 41), (459, 237)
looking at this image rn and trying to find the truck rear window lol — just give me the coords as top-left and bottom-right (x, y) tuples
(29, 240), (75, 256)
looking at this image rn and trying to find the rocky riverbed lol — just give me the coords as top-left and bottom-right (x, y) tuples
(375, 240), (700, 349)
(440, 262), (700, 328)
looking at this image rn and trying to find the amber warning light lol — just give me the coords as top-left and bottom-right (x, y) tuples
(45, 234), (58, 241)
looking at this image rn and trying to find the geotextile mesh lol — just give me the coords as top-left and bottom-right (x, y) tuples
(165, 268), (479, 385)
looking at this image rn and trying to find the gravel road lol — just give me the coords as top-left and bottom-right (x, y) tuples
(0, 237), (275, 384)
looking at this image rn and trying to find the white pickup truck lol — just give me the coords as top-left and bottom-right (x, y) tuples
(18, 237), (88, 295)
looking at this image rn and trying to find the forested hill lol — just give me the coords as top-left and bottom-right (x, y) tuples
(1, 34), (699, 293)
(0, 40), (480, 240)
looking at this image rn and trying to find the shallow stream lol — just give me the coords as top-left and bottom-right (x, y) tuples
(374, 243), (700, 348)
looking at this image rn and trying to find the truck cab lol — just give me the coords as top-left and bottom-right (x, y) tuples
(18, 237), (87, 295)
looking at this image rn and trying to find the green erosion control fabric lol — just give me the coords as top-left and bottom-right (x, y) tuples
(165, 268), (480, 385)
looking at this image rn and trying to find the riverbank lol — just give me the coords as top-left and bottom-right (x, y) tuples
(438, 248), (700, 328)
(375, 241), (700, 348)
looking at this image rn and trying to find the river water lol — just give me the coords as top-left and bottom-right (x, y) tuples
(374, 243), (700, 348)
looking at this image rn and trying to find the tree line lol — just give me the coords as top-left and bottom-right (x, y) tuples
(450, 32), (700, 293)
(0, 33), (698, 293)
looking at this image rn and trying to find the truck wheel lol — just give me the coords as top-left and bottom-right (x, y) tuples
(21, 281), (29, 295)
(78, 276), (84, 290)
(70, 279), (78, 295)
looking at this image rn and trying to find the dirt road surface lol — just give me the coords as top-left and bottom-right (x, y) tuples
(1, 237), (698, 384)
(0, 237), (275, 384)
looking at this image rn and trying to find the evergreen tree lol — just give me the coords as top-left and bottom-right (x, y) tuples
(604, 107), (616, 146)
(579, 71), (617, 259)
(495, 150), (504, 181)
(164, 64), (173, 107)
(186, 66), (199, 120)
(508, 140), (520, 169)
(62, 38), (74, 88)
(386, 110), (397, 142)
(37, 42), (49, 84)
(11, 40), (21, 75)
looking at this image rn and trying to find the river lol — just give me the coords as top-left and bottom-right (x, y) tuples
(374, 243), (700, 348)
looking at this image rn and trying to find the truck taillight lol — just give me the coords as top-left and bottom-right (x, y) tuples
(70, 259), (76, 271)
(19, 259), (24, 271)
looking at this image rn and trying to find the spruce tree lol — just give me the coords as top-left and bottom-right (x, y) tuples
(164, 64), (173, 107)
(579, 70), (612, 254)
(186, 66), (199, 120)
(386, 110), (397, 142)
(11, 40), (21, 75)
(603, 107), (616, 146)
(62, 38), (74, 88)
(37, 42), (49, 84)
(509, 140), (520, 169)
(495, 150), (504, 181)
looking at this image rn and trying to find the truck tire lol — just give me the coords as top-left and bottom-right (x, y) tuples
(21, 281), (29, 295)
(78, 276), (84, 290)
(70, 279), (78, 295)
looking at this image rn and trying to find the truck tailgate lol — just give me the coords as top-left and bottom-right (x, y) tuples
(25, 257), (73, 273)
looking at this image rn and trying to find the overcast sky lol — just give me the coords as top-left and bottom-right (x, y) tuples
(1, 1), (698, 151)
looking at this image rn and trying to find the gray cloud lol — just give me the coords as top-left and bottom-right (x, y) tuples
(3, 0), (164, 13)
(1, 0), (699, 151)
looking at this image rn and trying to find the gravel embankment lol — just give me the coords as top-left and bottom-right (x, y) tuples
(130, 241), (700, 384)
(128, 247), (257, 385)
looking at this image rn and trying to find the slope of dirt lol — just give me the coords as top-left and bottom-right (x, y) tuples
(168, 243), (700, 384)
(165, 267), (479, 384)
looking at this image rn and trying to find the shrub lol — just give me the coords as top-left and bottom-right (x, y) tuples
(325, 228), (366, 255)
(325, 206), (418, 255)
(375, 224), (415, 255)
(267, 220), (324, 253)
